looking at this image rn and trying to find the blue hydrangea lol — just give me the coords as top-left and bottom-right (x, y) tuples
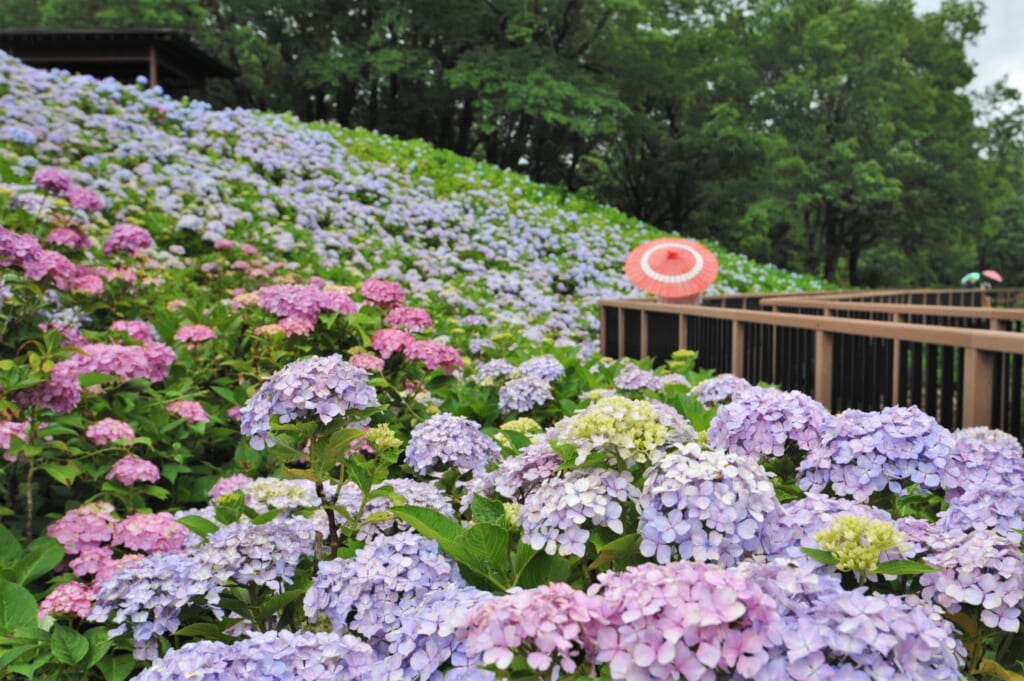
(515, 354), (565, 382)
(239, 354), (378, 450)
(194, 515), (318, 590)
(332, 477), (454, 540)
(940, 426), (1024, 499)
(798, 405), (955, 502)
(134, 630), (378, 680)
(405, 413), (501, 476)
(637, 442), (780, 566)
(690, 373), (752, 406)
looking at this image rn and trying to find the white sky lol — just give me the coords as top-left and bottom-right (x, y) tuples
(914, 0), (1024, 94)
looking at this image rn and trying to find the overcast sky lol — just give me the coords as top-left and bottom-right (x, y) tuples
(914, 0), (1024, 94)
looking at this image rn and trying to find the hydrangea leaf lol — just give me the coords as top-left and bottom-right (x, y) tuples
(50, 624), (89, 665)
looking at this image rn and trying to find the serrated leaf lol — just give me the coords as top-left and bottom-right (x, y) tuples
(470, 494), (506, 525)
(0, 581), (39, 631)
(391, 505), (463, 541)
(0, 524), (22, 564)
(39, 462), (80, 486)
(50, 623), (89, 664)
(875, 559), (939, 575)
(516, 550), (572, 589)
(13, 536), (63, 585)
(0, 643), (40, 671)
(96, 653), (139, 681)
(800, 547), (838, 566)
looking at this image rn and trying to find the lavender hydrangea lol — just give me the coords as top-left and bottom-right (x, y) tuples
(470, 359), (515, 386)
(586, 561), (782, 680)
(332, 477), (454, 540)
(515, 354), (565, 382)
(303, 531), (464, 648)
(768, 493), (895, 562)
(518, 468), (639, 557)
(404, 413), (501, 476)
(239, 354), (379, 449)
(798, 405), (954, 502)
(498, 375), (553, 413)
(134, 630), (378, 680)
(940, 426), (1024, 499)
(937, 483), (1024, 535)
(637, 442), (780, 566)
(899, 519), (1024, 633)
(690, 373), (752, 406)
(88, 552), (224, 660)
(707, 386), (832, 459)
(193, 515), (319, 590)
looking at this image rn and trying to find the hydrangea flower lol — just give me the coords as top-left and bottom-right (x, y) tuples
(458, 582), (601, 674)
(109, 319), (157, 342)
(940, 426), (1024, 499)
(111, 512), (189, 553)
(554, 395), (669, 466)
(798, 405), (955, 502)
(768, 493), (895, 562)
(332, 478), (454, 540)
(707, 386), (832, 459)
(47, 501), (117, 555)
(47, 226), (91, 250)
(384, 304), (433, 331)
(134, 630), (378, 680)
(515, 354), (565, 382)
(166, 400), (209, 424)
(106, 454), (160, 486)
(637, 442), (780, 566)
(193, 515), (318, 590)
(405, 413), (501, 476)
(38, 581), (95, 619)
(518, 468), (639, 557)
(360, 278), (406, 308)
(85, 417), (135, 445)
(586, 560), (782, 680)
(690, 373), (752, 406)
(208, 473), (253, 500)
(0, 420), (31, 462)
(239, 354), (378, 449)
(371, 328), (413, 359)
(173, 324), (217, 345)
(244, 477), (320, 511)
(498, 375), (553, 413)
(66, 184), (103, 211)
(470, 359), (515, 386)
(304, 531), (464, 647)
(348, 352), (384, 372)
(403, 338), (464, 373)
(937, 483), (1024, 536)
(814, 514), (905, 575)
(32, 166), (72, 194)
(103, 223), (153, 255)
(613, 363), (668, 391)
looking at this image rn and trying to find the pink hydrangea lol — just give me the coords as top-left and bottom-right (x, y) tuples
(209, 473), (253, 500)
(46, 227), (91, 249)
(383, 305), (433, 332)
(103, 223), (154, 256)
(173, 324), (217, 345)
(405, 339), (464, 374)
(69, 545), (114, 578)
(371, 328), (414, 359)
(106, 454), (161, 486)
(214, 239), (235, 249)
(65, 184), (103, 211)
(360, 278), (406, 308)
(32, 166), (72, 194)
(166, 299), (187, 312)
(38, 582), (95, 619)
(111, 512), (188, 553)
(167, 400), (209, 424)
(47, 502), (117, 555)
(0, 420), (31, 462)
(110, 319), (157, 342)
(349, 352), (385, 372)
(226, 406), (242, 421)
(240, 243), (259, 255)
(85, 418), (135, 446)
(278, 315), (316, 337)
(94, 554), (144, 586)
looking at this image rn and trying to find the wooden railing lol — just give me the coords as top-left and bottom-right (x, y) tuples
(599, 290), (1024, 440)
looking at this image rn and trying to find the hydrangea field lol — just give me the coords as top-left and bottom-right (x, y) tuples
(1, 50), (1023, 680)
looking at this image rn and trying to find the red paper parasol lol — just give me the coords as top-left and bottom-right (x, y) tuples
(625, 238), (719, 301)
(982, 269), (1003, 284)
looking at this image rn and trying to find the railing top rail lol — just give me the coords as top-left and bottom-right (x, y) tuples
(600, 298), (1024, 354)
(755, 299), (1024, 321)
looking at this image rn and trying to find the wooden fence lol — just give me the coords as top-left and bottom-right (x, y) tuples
(599, 289), (1024, 440)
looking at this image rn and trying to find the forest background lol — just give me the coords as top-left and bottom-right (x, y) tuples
(4, 0), (1023, 288)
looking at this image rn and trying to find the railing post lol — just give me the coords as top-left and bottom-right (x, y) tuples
(814, 329), (833, 411)
(678, 313), (688, 352)
(600, 304), (608, 357)
(616, 307), (625, 358)
(640, 311), (649, 359)
(962, 348), (995, 427)
(731, 320), (744, 376)
(891, 339), (902, 406)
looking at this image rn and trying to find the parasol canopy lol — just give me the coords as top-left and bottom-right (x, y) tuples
(960, 271), (981, 286)
(625, 238), (718, 301)
(982, 269), (1003, 284)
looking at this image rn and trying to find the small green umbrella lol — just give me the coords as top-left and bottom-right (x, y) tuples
(960, 271), (981, 286)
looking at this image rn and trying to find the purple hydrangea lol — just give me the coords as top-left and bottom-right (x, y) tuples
(690, 373), (752, 406)
(515, 354), (565, 382)
(518, 468), (639, 557)
(360, 278), (405, 308)
(47, 501), (116, 555)
(239, 354), (379, 449)
(85, 417), (135, 445)
(768, 493), (895, 562)
(103, 223), (154, 255)
(798, 405), (955, 502)
(332, 477), (454, 540)
(38, 581), (96, 619)
(458, 582), (601, 675)
(937, 483), (1024, 536)
(470, 359), (515, 385)
(252, 282), (358, 320)
(106, 454), (160, 486)
(613, 363), (667, 391)
(304, 531), (464, 648)
(193, 515), (319, 590)
(404, 413), (501, 476)
(707, 386), (832, 459)
(940, 426), (1024, 499)
(637, 442), (780, 566)
(207, 474), (253, 500)
(134, 630), (378, 680)
(498, 375), (553, 413)
(586, 560), (782, 680)
(111, 512), (189, 553)
(32, 166), (72, 194)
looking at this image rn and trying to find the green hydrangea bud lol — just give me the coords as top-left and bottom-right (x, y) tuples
(365, 424), (402, 451)
(814, 514), (905, 574)
(558, 395), (669, 465)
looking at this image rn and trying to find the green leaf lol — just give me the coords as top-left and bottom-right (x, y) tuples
(391, 505), (463, 542)
(50, 624), (89, 665)
(96, 653), (139, 681)
(77, 372), (120, 388)
(0, 643), (40, 671)
(173, 622), (237, 640)
(516, 550), (572, 589)
(461, 523), (511, 573)
(83, 627), (113, 667)
(12, 536), (63, 585)
(800, 547), (838, 566)
(0, 524), (23, 564)
(875, 559), (939, 575)
(470, 495), (507, 525)
(0, 581), (40, 631)
(257, 589), (306, 621)
(588, 533), (640, 571)
(39, 462), (80, 486)
(176, 515), (220, 538)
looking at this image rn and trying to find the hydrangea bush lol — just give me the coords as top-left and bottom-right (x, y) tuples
(0, 51), (1019, 681)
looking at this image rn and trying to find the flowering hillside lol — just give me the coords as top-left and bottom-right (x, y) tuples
(0, 52), (1021, 681)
